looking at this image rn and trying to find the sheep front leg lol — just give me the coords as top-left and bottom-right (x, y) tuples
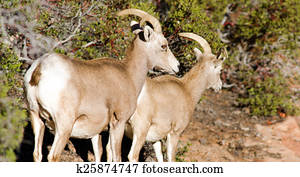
(109, 113), (126, 162)
(166, 133), (179, 162)
(127, 133), (147, 162)
(91, 134), (103, 162)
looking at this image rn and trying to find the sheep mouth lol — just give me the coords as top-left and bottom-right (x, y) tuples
(152, 66), (176, 75)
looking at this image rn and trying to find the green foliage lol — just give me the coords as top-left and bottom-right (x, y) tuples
(176, 141), (191, 162)
(43, 0), (156, 60)
(163, 0), (224, 75)
(0, 44), (27, 162)
(199, 0), (299, 50)
(70, 0), (132, 59)
(0, 75), (27, 161)
(239, 73), (296, 116)
(0, 0), (33, 9)
(232, 0), (298, 53)
(198, 0), (300, 117)
(0, 43), (25, 109)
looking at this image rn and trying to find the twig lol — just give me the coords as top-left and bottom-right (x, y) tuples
(82, 0), (95, 16)
(222, 83), (236, 88)
(0, 16), (11, 46)
(52, 10), (82, 50)
(82, 40), (98, 48)
(52, 0), (96, 50)
(217, 29), (231, 44)
(22, 39), (28, 58)
(19, 57), (34, 64)
(70, 8), (82, 31)
(0, 0), (96, 63)
(217, 4), (233, 44)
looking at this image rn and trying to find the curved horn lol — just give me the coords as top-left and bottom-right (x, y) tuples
(179, 33), (212, 54)
(117, 8), (162, 33)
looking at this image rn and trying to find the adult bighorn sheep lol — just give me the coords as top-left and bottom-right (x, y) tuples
(24, 9), (179, 162)
(120, 33), (227, 162)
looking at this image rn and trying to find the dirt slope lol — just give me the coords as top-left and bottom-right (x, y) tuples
(178, 90), (300, 162)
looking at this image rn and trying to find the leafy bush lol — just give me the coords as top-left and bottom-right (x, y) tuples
(0, 44), (27, 161)
(197, 0), (300, 117)
(176, 141), (191, 162)
(239, 72), (295, 116)
(163, 0), (224, 75)
(33, 0), (157, 60)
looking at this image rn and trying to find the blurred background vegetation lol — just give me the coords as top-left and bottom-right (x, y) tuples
(0, 0), (299, 161)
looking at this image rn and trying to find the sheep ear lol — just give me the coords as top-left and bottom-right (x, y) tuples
(130, 21), (143, 34)
(143, 25), (154, 42)
(193, 48), (202, 60)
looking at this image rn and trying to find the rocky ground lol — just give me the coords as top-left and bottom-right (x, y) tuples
(177, 90), (300, 162)
(16, 89), (300, 162)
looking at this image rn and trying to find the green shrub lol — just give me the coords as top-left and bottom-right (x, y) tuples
(37, 0), (157, 60)
(239, 72), (296, 116)
(176, 141), (191, 162)
(0, 44), (27, 162)
(0, 75), (27, 161)
(163, 0), (224, 75)
(197, 0), (300, 117)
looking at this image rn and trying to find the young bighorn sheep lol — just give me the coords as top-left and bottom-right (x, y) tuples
(24, 9), (179, 162)
(123, 33), (227, 162)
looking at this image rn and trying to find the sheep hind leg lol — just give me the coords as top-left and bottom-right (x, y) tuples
(47, 112), (74, 162)
(106, 138), (112, 162)
(153, 141), (164, 162)
(30, 110), (45, 162)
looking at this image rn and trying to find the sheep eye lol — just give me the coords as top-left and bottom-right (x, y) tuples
(161, 44), (167, 50)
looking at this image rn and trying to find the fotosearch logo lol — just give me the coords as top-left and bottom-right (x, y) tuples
(141, 164), (224, 174)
